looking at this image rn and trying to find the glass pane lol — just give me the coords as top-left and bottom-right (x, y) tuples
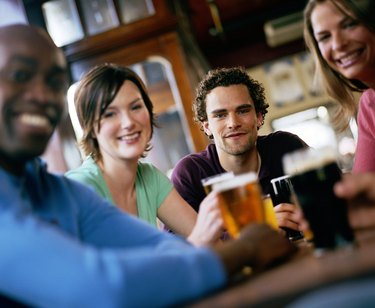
(146, 109), (190, 174)
(1, 0), (28, 26)
(118, 0), (155, 24)
(272, 106), (336, 149)
(131, 58), (192, 174)
(79, 0), (119, 35)
(272, 104), (357, 172)
(42, 0), (84, 47)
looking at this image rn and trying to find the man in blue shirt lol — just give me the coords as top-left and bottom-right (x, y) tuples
(0, 24), (295, 307)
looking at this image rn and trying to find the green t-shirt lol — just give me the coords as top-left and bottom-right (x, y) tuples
(65, 157), (173, 227)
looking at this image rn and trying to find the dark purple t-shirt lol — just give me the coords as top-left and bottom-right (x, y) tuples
(171, 131), (308, 212)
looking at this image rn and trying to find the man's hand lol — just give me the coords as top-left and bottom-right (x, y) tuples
(214, 224), (296, 276)
(274, 202), (301, 233)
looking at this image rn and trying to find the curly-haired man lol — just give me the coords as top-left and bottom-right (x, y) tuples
(171, 67), (307, 238)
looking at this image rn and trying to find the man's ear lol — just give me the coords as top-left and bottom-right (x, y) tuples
(256, 113), (264, 130)
(202, 121), (212, 137)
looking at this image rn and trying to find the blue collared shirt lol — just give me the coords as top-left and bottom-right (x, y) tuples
(0, 159), (225, 308)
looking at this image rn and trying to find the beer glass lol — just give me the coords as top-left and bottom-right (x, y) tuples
(262, 194), (278, 230)
(213, 172), (264, 238)
(270, 175), (304, 241)
(283, 147), (354, 250)
(201, 172), (234, 194)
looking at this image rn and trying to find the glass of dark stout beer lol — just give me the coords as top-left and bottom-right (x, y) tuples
(283, 147), (354, 251)
(270, 175), (304, 241)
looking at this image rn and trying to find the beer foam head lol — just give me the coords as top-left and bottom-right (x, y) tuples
(270, 175), (290, 194)
(201, 172), (235, 187)
(283, 147), (337, 176)
(212, 172), (258, 192)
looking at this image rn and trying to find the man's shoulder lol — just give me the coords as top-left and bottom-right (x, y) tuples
(258, 130), (306, 145)
(258, 131), (307, 154)
(30, 158), (101, 199)
(171, 144), (221, 184)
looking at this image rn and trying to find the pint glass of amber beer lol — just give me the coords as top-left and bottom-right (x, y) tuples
(262, 194), (278, 230)
(212, 172), (264, 238)
(283, 147), (354, 250)
(201, 172), (234, 195)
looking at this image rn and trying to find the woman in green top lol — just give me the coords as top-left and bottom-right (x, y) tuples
(66, 63), (223, 246)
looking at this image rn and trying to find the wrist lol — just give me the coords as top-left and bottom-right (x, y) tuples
(187, 230), (205, 247)
(214, 240), (255, 276)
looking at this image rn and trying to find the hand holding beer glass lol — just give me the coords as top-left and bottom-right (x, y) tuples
(283, 147), (354, 251)
(270, 175), (304, 241)
(212, 172), (264, 238)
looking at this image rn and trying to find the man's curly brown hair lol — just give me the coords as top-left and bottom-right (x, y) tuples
(193, 67), (269, 137)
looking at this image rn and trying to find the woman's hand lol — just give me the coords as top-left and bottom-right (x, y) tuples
(188, 191), (225, 246)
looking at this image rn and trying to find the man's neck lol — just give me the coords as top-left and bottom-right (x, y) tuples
(218, 149), (260, 175)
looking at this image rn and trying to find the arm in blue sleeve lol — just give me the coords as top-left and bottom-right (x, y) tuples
(66, 179), (187, 248)
(0, 205), (226, 308)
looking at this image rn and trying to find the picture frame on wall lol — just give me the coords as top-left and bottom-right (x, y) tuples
(79, 0), (119, 36)
(299, 52), (324, 97)
(1, 0), (28, 26)
(264, 58), (304, 107)
(118, 0), (155, 24)
(42, 0), (84, 47)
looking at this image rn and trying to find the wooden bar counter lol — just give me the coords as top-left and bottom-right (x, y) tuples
(187, 240), (375, 307)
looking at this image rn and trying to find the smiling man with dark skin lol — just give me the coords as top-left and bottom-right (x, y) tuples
(0, 24), (295, 307)
(0, 25), (68, 175)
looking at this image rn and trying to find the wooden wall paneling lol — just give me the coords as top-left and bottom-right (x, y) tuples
(64, 0), (177, 62)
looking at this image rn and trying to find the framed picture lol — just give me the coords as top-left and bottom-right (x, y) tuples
(42, 0), (84, 47)
(299, 52), (324, 97)
(264, 58), (304, 107)
(79, 0), (119, 35)
(118, 0), (155, 24)
(1, 0), (28, 26)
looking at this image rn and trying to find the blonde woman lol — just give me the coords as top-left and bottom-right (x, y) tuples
(304, 0), (375, 172)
